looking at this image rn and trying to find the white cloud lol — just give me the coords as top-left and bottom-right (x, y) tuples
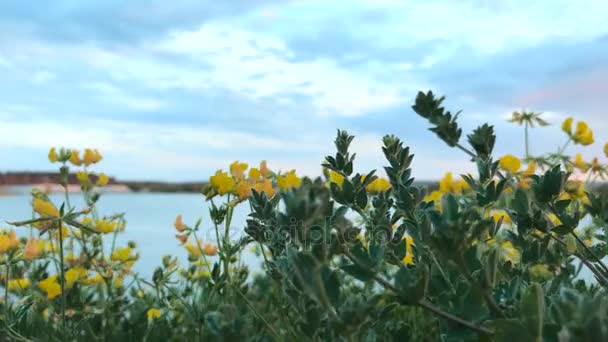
(31, 70), (55, 85)
(83, 81), (165, 111)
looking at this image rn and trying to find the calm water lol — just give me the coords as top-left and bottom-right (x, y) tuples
(0, 192), (262, 278)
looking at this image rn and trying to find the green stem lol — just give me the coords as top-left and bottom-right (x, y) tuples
(4, 259), (9, 320)
(524, 121), (530, 159)
(570, 232), (608, 275)
(58, 220), (66, 333)
(558, 138), (571, 155)
(343, 250), (493, 335)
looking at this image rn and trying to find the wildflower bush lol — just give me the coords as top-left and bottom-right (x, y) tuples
(2, 91), (608, 341)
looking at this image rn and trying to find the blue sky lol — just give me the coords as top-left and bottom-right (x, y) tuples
(1, 0), (607, 181)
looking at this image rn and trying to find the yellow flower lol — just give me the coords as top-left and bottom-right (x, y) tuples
(229, 161), (248, 179)
(76, 171), (89, 184)
(95, 219), (117, 234)
(573, 121), (594, 146)
(438, 172), (469, 194)
(253, 179), (275, 198)
(38, 276), (61, 300)
(366, 177), (391, 193)
(8, 278), (30, 291)
(248, 167), (261, 180)
(97, 173), (109, 186)
(65, 267), (87, 288)
(48, 147), (58, 163)
(0, 230), (19, 254)
(259, 160), (269, 177)
(210, 170), (235, 195)
(561, 117), (573, 135)
(32, 198), (60, 218)
(499, 154), (521, 173)
(524, 161), (536, 175)
(184, 242), (201, 257)
(83, 148), (102, 166)
(69, 150), (82, 166)
(113, 277), (123, 288)
(604, 143), (608, 158)
(111, 247), (132, 262)
(82, 273), (104, 286)
(547, 213), (562, 226)
(529, 264), (553, 281)
(147, 308), (162, 321)
(235, 180), (252, 200)
(499, 241), (521, 265)
(423, 190), (442, 204)
(402, 235), (415, 265)
(203, 243), (218, 256)
(574, 153), (588, 172)
(492, 211), (512, 225)
(277, 170), (302, 190)
(23, 237), (42, 260)
(175, 233), (188, 245)
(174, 214), (186, 232)
(328, 171), (344, 187)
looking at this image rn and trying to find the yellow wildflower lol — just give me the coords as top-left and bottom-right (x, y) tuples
(210, 170), (235, 195)
(82, 273), (104, 286)
(8, 278), (30, 291)
(235, 180), (252, 200)
(366, 177), (391, 193)
(277, 170), (302, 190)
(111, 247), (132, 262)
(329, 171), (344, 187)
(573, 121), (594, 146)
(65, 267), (87, 288)
(547, 213), (562, 226)
(499, 154), (521, 173)
(23, 237), (42, 260)
(0, 230), (19, 254)
(561, 117), (573, 135)
(259, 160), (269, 177)
(438, 172), (469, 193)
(175, 233), (188, 245)
(83, 148), (102, 166)
(402, 235), (415, 265)
(76, 171), (89, 184)
(203, 243), (218, 256)
(492, 211), (512, 225)
(423, 190), (442, 204)
(499, 241), (521, 265)
(32, 198), (60, 218)
(48, 147), (58, 163)
(184, 242), (201, 257)
(574, 153), (588, 172)
(529, 264), (553, 281)
(229, 161), (248, 179)
(147, 308), (162, 322)
(113, 277), (123, 288)
(604, 143), (608, 158)
(248, 167), (261, 180)
(174, 214), (186, 232)
(69, 150), (82, 166)
(38, 276), (61, 300)
(95, 219), (117, 234)
(97, 173), (109, 186)
(253, 179), (275, 198)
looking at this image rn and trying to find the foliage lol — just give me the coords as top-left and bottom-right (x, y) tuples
(2, 95), (608, 341)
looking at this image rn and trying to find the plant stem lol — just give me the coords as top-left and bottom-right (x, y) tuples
(456, 144), (476, 159)
(58, 220), (67, 333)
(343, 250), (493, 336)
(525, 121), (530, 159)
(570, 231), (608, 275)
(457, 254), (505, 319)
(4, 259), (9, 320)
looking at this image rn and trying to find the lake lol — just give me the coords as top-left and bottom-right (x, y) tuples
(0, 192), (262, 278)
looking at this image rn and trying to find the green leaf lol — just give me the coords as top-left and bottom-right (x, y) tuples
(341, 264), (374, 282)
(521, 283), (544, 339)
(394, 266), (428, 304)
(492, 319), (533, 341)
